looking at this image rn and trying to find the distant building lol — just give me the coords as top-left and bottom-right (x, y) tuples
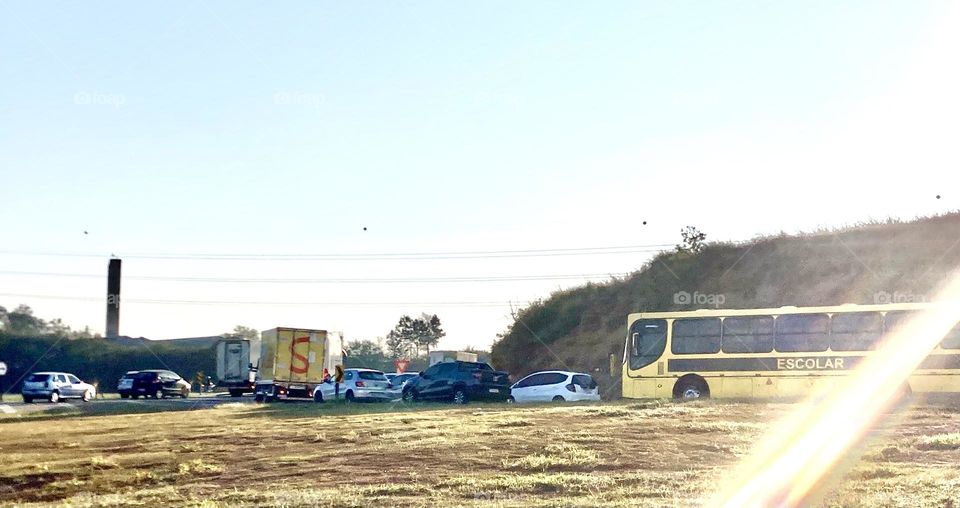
(428, 350), (479, 366)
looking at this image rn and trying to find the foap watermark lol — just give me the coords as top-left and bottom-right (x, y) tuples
(873, 290), (926, 304)
(674, 290), (726, 308)
(74, 91), (126, 108)
(273, 90), (324, 108)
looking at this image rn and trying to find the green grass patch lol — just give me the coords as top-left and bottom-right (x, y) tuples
(914, 433), (960, 451)
(502, 443), (602, 472)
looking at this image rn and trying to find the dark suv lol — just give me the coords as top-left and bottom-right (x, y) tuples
(402, 361), (511, 404)
(118, 370), (191, 399)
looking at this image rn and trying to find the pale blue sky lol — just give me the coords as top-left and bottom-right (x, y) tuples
(1, 2), (958, 348)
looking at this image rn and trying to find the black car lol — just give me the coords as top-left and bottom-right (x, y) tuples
(118, 369), (191, 399)
(401, 361), (511, 404)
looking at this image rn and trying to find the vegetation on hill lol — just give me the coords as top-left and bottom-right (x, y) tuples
(0, 334), (216, 394)
(491, 212), (960, 394)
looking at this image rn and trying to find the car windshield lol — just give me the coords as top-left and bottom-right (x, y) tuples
(26, 374), (50, 382)
(134, 372), (157, 380)
(358, 371), (387, 381)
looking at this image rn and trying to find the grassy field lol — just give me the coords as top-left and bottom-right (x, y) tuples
(2, 399), (960, 507)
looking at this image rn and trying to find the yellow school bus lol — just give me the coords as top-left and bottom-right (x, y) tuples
(622, 303), (960, 399)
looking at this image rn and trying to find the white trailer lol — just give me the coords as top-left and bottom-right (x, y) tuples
(216, 338), (257, 397)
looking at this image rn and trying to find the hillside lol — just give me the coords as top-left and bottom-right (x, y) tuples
(490, 212), (960, 394)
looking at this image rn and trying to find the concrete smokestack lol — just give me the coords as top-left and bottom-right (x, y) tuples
(106, 258), (121, 338)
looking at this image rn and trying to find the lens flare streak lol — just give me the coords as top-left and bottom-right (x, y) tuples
(710, 278), (960, 507)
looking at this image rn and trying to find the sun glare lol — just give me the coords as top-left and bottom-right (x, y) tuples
(710, 274), (960, 507)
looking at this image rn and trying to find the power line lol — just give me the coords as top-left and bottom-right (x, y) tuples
(0, 243), (671, 261)
(0, 292), (527, 308)
(0, 270), (634, 284)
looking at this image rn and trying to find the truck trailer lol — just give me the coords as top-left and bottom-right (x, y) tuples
(216, 338), (257, 397)
(254, 327), (343, 402)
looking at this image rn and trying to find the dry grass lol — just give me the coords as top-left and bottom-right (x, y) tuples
(1, 399), (960, 507)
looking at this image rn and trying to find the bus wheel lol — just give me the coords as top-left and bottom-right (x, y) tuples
(674, 376), (709, 401)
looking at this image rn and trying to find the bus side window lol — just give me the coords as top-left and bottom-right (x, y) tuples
(721, 316), (774, 353)
(885, 310), (960, 349)
(831, 312), (882, 351)
(672, 318), (721, 354)
(775, 314), (830, 352)
(628, 319), (667, 370)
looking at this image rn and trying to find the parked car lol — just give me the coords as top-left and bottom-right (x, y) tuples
(21, 372), (96, 403)
(508, 371), (600, 403)
(312, 368), (400, 402)
(117, 371), (138, 398)
(401, 361), (511, 404)
(385, 372), (419, 389)
(121, 370), (191, 399)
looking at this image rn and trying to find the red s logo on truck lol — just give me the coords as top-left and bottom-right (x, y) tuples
(290, 336), (311, 374)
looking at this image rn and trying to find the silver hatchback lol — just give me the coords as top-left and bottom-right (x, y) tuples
(21, 372), (97, 403)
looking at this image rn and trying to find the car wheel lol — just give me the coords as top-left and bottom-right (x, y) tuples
(254, 393), (265, 403)
(229, 390), (243, 398)
(120, 393), (128, 399)
(313, 390), (324, 403)
(345, 390), (355, 402)
(180, 390), (188, 399)
(82, 390), (93, 402)
(49, 391), (60, 403)
(154, 389), (164, 399)
(507, 396), (515, 404)
(402, 389), (418, 403)
(452, 388), (467, 405)
(552, 395), (565, 402)
(23, 396), (33, 404)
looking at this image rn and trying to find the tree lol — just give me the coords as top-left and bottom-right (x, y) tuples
(384, 314), (445, 358)
(676, 226), (707, 254)
(385, 315), (416, 358)
(415, 314), (445, 355)
(385, 329), (412, 359)
(225, 325), (259, 341)
(0, 305), (9, 331)
(47, 318), (72, 337)
(346, 339), (384, 357)
(7, 305), (46, 335)
(344, 339), (391, 371)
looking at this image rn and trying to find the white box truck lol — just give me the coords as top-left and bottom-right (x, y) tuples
(216, 338), (258, 397)
(254, 328), (343, 402)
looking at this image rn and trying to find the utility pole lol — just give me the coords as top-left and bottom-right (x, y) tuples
(106, 258), (121, 338)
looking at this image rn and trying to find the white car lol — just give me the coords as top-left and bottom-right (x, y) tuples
(508, 371), (600, 403)
(312, 368), (401, 402)
(21, 372), (97, 403)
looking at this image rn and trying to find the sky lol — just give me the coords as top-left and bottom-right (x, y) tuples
(1, 1), (958, 350)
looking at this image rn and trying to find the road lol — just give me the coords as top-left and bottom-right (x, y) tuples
(0, 393), (254, 416)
